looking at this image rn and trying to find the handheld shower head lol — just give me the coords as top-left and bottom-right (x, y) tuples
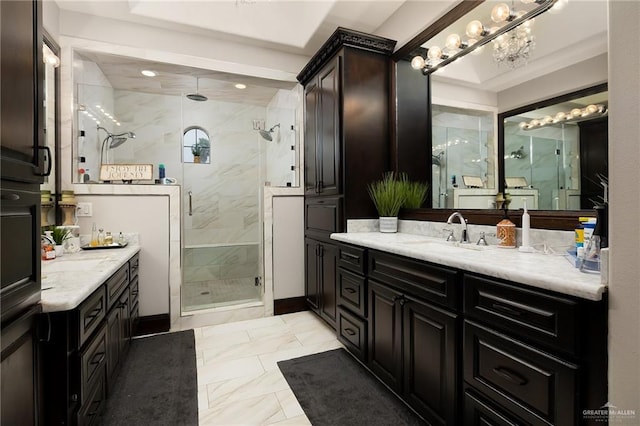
(97, 126), (136, 165)
(258, 124), (280, 141)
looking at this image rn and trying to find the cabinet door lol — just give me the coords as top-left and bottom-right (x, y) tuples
(319, 242), (338, 329)
(368, 280), (402, 391)
(118, 289), (131, 356)
(0, 0), (45, 183)
(105, 306), (121, 387)
(1, 305), (41, 426)
(304, 81), (319, 195)
(403, 296), (459, 426)
(317, 57), (341, 195)
(304, 238), (320, 311)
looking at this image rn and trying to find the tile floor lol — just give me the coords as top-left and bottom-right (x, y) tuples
(194, 311), (344, 425)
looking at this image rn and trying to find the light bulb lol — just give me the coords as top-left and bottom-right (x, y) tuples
(445, 33), (462, 50)
(427, 46), (443, 61)
(543, 115), (554, 124)
(518, 121), (528, 129)
(549, 0), (568, 14)
(571, 108), (582, 117)
(466, 20), (485, 38)
(530, 119), (540, 127)
(555, 111), (567, 121)
(586, 104), (599, 114)
(491, 3), (511, 23)
(411, 56), (426, 70)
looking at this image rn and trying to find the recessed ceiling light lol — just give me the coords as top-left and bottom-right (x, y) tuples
(141, 70), (157, 77)
(235, 83), (247, 89)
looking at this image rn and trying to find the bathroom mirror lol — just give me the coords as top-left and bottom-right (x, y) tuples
(72, 49), (300, 187)
(501, 84), (608, 211)
(41, 32), (61, 226)
(394, 0), (608, 225)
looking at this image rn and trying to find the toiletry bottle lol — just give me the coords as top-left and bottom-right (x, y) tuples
(118, 232), (126, 245)
(159, 163), (166, 180)
(98, 228), (105, 246)
(575, 220), (584, 250)
(90, 222), (99, 247)
(518, 199), (533, 252)
(105, 232), (113, 245)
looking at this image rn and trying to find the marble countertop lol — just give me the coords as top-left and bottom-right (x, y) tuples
(331, 232), (606, 301)
(41, 245), (140, 312)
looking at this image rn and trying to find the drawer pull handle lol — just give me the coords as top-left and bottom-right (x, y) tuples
(90, 351), (106, 367)
(493, 366), (528, 386)
(344, 328), (356, 336)
(345, 287), (356, 294)
(492, 303), (522, 317)
(1, 193), (20, 201)
(341, 252), (359, 261)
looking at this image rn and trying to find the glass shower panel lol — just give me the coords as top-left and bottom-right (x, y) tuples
(181, 93), (264, 312)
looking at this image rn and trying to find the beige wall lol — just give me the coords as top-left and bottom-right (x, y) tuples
(272, 196), (304, 299)
(608, 0), (640, 414)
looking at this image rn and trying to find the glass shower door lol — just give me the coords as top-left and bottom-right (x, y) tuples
(181, 94), (264, 312)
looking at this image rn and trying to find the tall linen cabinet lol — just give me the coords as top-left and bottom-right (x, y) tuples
(298, 28), (396, 329)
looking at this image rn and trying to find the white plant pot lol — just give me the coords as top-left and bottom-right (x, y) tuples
(379, 217), (398, 233)
(54, 245), (65, 257)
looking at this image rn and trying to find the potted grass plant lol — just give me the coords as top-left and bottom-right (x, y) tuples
(400, 175), (429, 209)
(368, 172), (405, 233)
(49, 226), (72, 257)
(191, 142), (202, 163)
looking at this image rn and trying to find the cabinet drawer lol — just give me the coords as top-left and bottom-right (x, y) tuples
(369, 250), (459, 309)
(463, 274), (578, 355)
(78, 286), (106, 349)
(80, 323), (107, 405)
(129, 276), (139, 313)
(129, 253), (140, 281)
(464, 389), (521, 426)
(305, 197), (343, 236)
(105, 264), (129, 311)
(338, 268), (366, 317)
(464, 321), (578, 426)
(337, 307), (367, 362)
(338, 244), (366, 275)
(77, 371), (106, 426)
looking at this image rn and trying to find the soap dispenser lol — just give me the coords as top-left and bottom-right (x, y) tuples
(518, 199), (534, 253)
(496, 207), (516, 248)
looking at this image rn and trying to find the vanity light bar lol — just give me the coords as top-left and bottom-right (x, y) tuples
(411, 0), (557, 75)
(519, 104), (607, 130)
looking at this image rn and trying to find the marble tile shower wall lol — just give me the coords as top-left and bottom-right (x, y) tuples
(265, 89), (297, 187)
(505, 124), (579, 210)
(184, 245), (259, 284)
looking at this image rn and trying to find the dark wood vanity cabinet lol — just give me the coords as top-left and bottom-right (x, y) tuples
(463, 273), (608, 426)
(367, 251), (460, 426)
(40, 255), (139, 425)
(335, 241), (608, 425)
(305, 238), (338, 329)
(299, 29), (396, 327)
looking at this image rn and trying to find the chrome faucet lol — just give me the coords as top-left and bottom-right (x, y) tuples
(446, 212), (469, 243)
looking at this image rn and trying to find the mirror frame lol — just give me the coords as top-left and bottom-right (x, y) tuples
(43, 30), (61, 225)
(393, 0), (604, 230)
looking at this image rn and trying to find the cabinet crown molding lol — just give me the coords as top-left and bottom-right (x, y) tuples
(297, 27), (396, 85)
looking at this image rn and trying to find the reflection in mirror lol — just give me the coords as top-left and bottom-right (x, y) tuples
(431, 104), (496, 209)
(503, 86), (608, 210)
(401, 0), (607, 213)
(72, 49), (300, 187)
(41, 34), (60, 226)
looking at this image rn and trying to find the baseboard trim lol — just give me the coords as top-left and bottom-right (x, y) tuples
(274, 297), (308, 315)
(133, 314), (170, 336)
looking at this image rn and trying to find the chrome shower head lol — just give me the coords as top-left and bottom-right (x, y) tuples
(258, 124), (280, 141)
(187, 77), (208, 101)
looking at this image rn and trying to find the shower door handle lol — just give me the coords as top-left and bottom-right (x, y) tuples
(188, 191), (193, 216)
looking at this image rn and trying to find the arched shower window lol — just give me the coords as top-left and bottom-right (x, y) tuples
(183, 126), (211, 164)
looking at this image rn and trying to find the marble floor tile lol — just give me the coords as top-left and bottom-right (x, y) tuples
(199, 393), (287, 426)
(195, 311), (343, 425)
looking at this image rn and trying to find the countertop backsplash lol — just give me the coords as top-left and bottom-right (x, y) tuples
(347, 219), (574, 252)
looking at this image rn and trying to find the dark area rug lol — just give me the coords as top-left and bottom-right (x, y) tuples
(100, 330), (198, 426)
(277, 348), (426, 426)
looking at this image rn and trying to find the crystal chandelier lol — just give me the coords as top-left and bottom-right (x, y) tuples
(492, 21), (535, 68)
